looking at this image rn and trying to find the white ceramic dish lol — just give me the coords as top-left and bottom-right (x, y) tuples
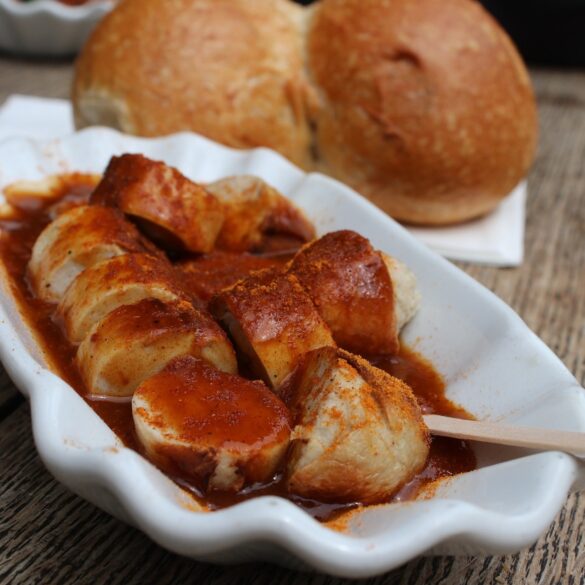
(0, 0), (113, 56)
(0, 128), (583, 578)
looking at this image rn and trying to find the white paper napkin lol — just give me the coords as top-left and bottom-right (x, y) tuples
(0, 94), (525, 266)
(0, 94), (74, 141)
(407, 182), (526, 266)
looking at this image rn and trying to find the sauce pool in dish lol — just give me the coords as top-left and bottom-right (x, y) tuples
(0, 174), (476, 522)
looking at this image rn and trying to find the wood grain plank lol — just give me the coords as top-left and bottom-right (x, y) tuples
(0, 367), (22, 421)
(0, 55), (73, 103)
(456, 69), (585, 389)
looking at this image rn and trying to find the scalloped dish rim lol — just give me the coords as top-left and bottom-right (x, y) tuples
(0, 128), (583, 578)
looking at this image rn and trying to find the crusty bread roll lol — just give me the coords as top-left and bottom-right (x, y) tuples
(308, 0), (537, 225)
(73, 0), (537, 225)
(73, 0), (313, 169)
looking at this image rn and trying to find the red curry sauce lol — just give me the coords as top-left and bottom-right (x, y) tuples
(0, 175), (476, 521)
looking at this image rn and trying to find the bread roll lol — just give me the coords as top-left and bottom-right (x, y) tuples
(73, 0), (537, 225)
(308, 0), (537, 224)
(73, 0), (314, 168)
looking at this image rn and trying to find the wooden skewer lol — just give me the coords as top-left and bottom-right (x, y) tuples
(424, 414), (585, 458)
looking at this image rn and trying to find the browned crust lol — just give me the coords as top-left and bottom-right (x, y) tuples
(87, 298), (229, 350)
(74, 0), (537, 225)
(91, 154), (224, 253)
(210, 267), (335, 388)
(308, 0), (538, 224)
(73, 0), (314, 168)
(288, 230), (398, 354)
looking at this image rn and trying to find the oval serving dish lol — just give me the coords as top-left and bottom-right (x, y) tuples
(0, 128), (583, 577)
(0, 0), (113, 56)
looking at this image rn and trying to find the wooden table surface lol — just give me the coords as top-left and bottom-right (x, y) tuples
(0, 55), (584, 585)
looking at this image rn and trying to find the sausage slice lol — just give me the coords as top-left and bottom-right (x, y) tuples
(211, 268), (335, 391)
(29, 204), (160, 303)
(77, 299), (237, 397)
(285, 347), (429, 504)
(132, 355), (291, 492)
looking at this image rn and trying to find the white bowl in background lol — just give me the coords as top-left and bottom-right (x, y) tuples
(0, 128), (583, 578)
(0, 0), (113, 56)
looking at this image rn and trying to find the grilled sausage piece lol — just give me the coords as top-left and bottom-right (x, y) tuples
(210, 268), (335, 391)
(91, 154), (224, 253)
(28, 204), (160, 303)
(288, 230), (420, 355)
(132, 355), (291, 492)
(206, 175), (315, 252)
(285, 347), (429, 504)
(77, 299), (237, 398)
(57, 253), (190, 343)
